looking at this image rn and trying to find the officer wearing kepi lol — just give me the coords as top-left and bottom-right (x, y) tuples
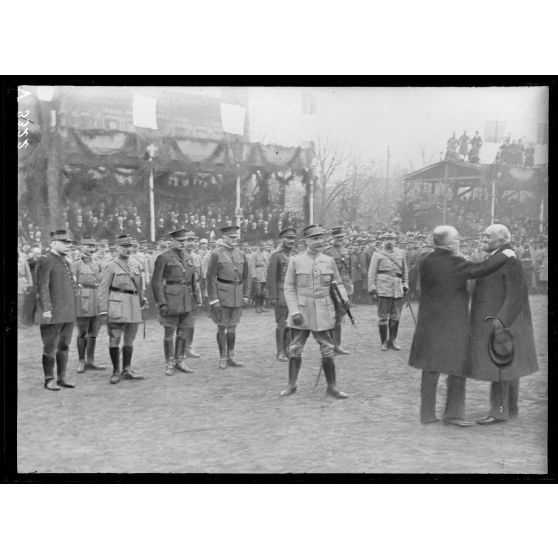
(266, 227), (297, 361)
(368, 231), (409, 350)
(71, 238), (106, 373)
(34, 230), (78, 390)
(98, 234), (147, 384)
(151, 229), (202, 376)
(282, 224), (349, 399)
(324, 225), (353, 355)
(206, 225), (250, 369)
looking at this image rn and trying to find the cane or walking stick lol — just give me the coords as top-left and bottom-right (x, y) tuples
(314, 362), (324, 387)
(406, 297), (417, 326)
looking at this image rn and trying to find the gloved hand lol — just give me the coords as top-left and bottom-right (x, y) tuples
(403, 286), (409, 295)
(42, 310), (52, 321)
(159, 304), (169, 316)
(368, 289), (377, 299)
(270, 298), (277, 306)
(292, 312), (303, 326)
(502, 249), (516, 259)
(242, 297), (250, 308)
(141, 298), (149, 309)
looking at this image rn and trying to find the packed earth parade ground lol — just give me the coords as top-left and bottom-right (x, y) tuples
(17, 296), (547, 474)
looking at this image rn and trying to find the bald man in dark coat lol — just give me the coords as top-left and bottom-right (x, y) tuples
(409, 226), (517, 426)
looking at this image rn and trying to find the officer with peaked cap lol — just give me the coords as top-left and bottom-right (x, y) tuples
(368, 230), (409, 351)
(206, 225), (250, 369)
(98, 235), (147, 384)
(324, 226), (353, 354)
(151, 229), (202, 376)
(282, 225), (349, 399)
(71, 238), (106, 373)
(249, 240), (270, 313)
(266, 227), (297, 361)
(35, 230), (78, 390)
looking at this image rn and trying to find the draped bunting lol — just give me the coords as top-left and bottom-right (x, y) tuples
(58, 128), (314, 174)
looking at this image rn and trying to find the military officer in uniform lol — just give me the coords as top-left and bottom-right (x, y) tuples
(93, 239), (112, 269)
(250, 241), (269, 313)
(98, 235), (147, 384)
(368, 231), (409, 350)
(71, 238), (106, 373)
(324, 226), (353, 355)
(151, 229), (202, 376)
(34, 230), (78, 390)
(206, 225), (250, 369)
(266, 227), (297, 362)
(282, 225), (349, 399)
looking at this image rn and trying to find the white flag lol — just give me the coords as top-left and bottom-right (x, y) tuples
(220, 103), (246, 135)
(133, 93), (158, 129)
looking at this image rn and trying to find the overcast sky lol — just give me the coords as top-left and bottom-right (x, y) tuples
(246, 87), (548, 170)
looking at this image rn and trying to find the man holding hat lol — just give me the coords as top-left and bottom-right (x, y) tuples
(34, 230), (78, 390)
(282, 225), (349, 399)
(325, 226), (353, 354)
(98, 235), (147, 384)
(266, 227), (297, 361)
(368, 231), (409, 351)
(206, 225), (250, 368)
(249, 241), (270, 313)
(151, 229), (202, 375)
(71, 238), (106, 373)
(466, 224), (538, 424)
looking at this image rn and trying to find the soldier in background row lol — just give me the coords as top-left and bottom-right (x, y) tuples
(71, 238), (106, 373)
(324, 226), (353, 355)
(151, 229), (202, 376)
(266, 227), (297, 362)
(98, 234), (146, 384)
(250, 240), (269, 313)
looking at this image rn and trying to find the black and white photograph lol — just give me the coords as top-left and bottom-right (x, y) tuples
(11, 83), (549, 475)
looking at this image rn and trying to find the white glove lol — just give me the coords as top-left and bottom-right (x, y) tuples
(502, 249), (516, 259)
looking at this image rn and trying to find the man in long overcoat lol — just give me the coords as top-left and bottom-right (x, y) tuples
(34, 230), (78, 390)
(408, 226), (517, 426)
(467, 224), (539, 424)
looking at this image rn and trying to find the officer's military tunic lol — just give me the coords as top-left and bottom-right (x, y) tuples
(368, 248), (409, 321)
(98, 256), (144, 346)
(151, 248), (202, 330)
(206, 246), (249, 327)
(283, 250), (347, 358)
(72, 255), (104, 340)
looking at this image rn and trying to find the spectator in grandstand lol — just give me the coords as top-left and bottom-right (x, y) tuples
(458, 131), (470, 160)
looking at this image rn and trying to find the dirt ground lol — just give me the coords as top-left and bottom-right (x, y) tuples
(16, 296), (547, 474)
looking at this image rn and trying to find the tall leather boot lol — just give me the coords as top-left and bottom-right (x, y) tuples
(227, 332), (244, 367)
(175, 337), (194, 373)
(334, 324), (350, 355)
(276, 328), (288, 361)
(379, 322), (388, 351)
(77, 337), (87, 373)
(283, 328), (292, 358)
(322, 357), (348, 399)
(164, 338), (175, 375)
(109, 347), (121, 384)
(43, 355), (60, 390)
(185, 327), (200, 358)
(122, 346), (143, 380)
(56, 350), (74, 388)
(388, 320), (401, 350)
(217, 332), (228, 369)
(85, 337), (106, 370)
(280, 356), (302, 396)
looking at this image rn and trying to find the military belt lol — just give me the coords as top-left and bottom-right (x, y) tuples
(217, 278), (244, 284)
(80, 283), (98, 289)
(255, 264), (265, 267)
(377, 270), (403, 278)
(166, 280), (189, 285)
(110, 286), (137, 295)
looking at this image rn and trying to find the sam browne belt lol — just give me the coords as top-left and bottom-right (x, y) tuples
(110, 286), (138, 295)
(377, 270), (403, 278)
(217, 278), (244, 284)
